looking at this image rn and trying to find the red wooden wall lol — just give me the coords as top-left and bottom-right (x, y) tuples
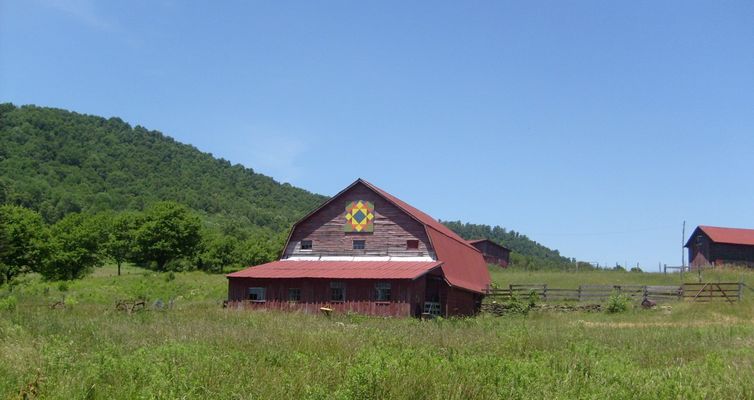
(228, 277), (422, 317)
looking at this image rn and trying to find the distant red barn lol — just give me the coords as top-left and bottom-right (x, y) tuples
(467, 239), (511, 267)
(685, 225), (754, 269)
(227, 178), (491, 317)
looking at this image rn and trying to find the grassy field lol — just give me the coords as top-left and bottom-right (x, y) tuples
(1, 266), (753, 399)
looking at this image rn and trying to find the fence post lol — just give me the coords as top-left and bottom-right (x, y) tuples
(543, 284), (548, 301)
(643, 285), (648, 300)
(509, 284), (513, 300)
(739, 279), (744, 302)
(578, 285), (582, 302)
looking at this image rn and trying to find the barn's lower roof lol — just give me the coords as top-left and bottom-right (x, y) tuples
(226, 260), (443, 280)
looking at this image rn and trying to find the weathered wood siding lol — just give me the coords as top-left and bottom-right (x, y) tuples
(688, 231), (712, 267)
(228, 277), (421, 317)
(283, 183), (434, 258)
(471, 240), (510, 267)
(444, 287), (482, 316)
(711, 243), (754, 267)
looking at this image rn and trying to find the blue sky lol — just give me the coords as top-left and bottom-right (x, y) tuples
(2, 1), (754, 269)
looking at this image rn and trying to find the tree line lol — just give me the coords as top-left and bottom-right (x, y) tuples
(442, 220), (590, 270)
(0, 201), (283, 287)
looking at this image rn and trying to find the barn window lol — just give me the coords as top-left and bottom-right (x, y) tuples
(330, 281), (345, 302)
(288, 288), (301, 302)
(301, 240), (312, 250)
(353, 240), (366, 250)
(375, 282), (391, 301)
(248, 287), (266, 302)
(406, 240), (419, 250)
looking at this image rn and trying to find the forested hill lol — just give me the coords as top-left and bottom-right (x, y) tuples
(0, 103), (326, 229)
(0, 103), (572, 266)
(443, 221), (575, 268)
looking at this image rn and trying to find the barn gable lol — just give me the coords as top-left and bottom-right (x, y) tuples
(282, 180), (435, 259)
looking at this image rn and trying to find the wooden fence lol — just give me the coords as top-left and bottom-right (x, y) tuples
(486, 282), (743, 303)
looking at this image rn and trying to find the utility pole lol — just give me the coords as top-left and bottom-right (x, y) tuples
(681, 221), (686, 268)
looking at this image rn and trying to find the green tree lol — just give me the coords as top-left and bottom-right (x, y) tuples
(236, 231), (285, 269)
(0, 205), (47, 286)
(99, 212), (140, 276)
(41, 213), (104, 280)
(134, 202), (201, 271)
(196, 232), (239, 273)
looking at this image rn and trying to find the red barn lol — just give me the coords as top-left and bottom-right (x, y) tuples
(227, 178), (491, 317)
(685, 225), (754, 269)
(467, 239), (511, 267)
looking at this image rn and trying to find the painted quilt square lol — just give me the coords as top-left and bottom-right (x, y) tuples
(345, 200), (374, 232)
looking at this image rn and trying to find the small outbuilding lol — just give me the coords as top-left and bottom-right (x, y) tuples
(227, 178), (491, 317)
(467, 239), (510, 267)
(685, 225), (754, 269)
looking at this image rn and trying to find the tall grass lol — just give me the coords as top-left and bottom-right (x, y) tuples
(1, 265), (752, 399)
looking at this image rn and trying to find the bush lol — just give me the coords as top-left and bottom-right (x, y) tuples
(0, 295), (17, 311)
(58, 282), (68, 292)
(64, 295), (79, 308)
(527, 290), (539, 308)
(606, 291), (630, 313)
(164, 258), (193, 272)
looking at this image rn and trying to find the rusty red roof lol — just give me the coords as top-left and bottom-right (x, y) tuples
(359, 179), (481, 253)
(359, 179), (490, 293)
(429, 228), (490, 293)
(227, 260), (443, 280)
(687, 225), (754, 247)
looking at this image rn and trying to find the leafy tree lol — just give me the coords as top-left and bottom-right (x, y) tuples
(99, 212), (140, 276)
(236, 231), (286, 270)
(134, 202), (201, 271)
(196, 232), (240, 273)
(41, 213), (104, 280)
(0, 205), (47, 286)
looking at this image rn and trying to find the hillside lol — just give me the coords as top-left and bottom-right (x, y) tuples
(0, 103), (573, 265)
(0, 103), (326, 230)
(443, 220), (575, 268)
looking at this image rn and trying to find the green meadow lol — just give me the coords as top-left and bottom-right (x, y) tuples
(1, 266), (753, 399)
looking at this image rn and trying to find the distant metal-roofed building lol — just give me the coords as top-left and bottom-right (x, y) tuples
(685, 225), (754, 269)
(467, 239), (511, 268)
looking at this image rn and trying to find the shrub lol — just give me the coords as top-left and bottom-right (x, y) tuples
(64, 295), (78, 308)
(0, 295), (17, 311)
(58, 282), (68, 292)
(527, 290), (539, 308)
(165, 271), (176, 282)
(605, 291), (630, 313)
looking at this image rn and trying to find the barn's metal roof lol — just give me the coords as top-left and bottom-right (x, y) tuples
(687, 225), (754, 247)
(360, 179), (490, 293)
(226, 260), (443, 280)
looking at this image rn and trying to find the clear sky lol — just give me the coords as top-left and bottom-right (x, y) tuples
(2, 1), (754, 269)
